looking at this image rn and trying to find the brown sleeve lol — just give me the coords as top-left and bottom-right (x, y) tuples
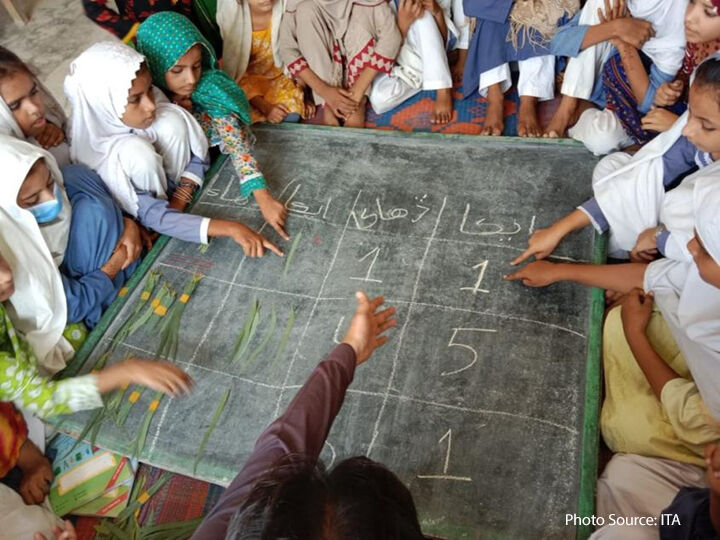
(192, 344), (357, 539)
(370, 1), (402, 69)
(278, 6), (307, 76)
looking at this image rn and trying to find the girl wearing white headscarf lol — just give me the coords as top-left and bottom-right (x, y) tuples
(506, 160), (720, 540)
(544, 0), (688, 155)
(514, 55), (720, 267)
(0, 46), (70, 166)
(0, 136), (144, 371)
(64, 41), (283, 258)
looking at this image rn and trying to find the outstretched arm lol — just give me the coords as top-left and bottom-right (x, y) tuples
(193, 292), (397, 539)
(505, 261), (647, 292)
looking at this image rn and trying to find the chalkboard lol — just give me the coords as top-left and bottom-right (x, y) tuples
(58, 126), (603, 539)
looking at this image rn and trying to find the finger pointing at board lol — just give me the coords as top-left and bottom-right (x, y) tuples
(504, 261), (560, 287)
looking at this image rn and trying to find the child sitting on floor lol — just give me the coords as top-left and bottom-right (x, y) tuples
(544, 0), (687, 155)
(462, 0), (581, 137)
(0, 401), (60, 538)
(0, 298), (190, 538)
(0, 136), (143, 370)
(513, 57), (720, 267)
(508, 175), (720, 540)
(216, 0), (315, 124)
(137, 12), (290, 240)
(65, 42), (283, 258)
(369, 0), (468, 125)
(0, 47), (69, 165)
(641, 0), (720, 135)
(277, 0), (402, 127)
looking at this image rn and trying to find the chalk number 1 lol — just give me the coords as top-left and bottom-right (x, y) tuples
(417, 429), (472, 482)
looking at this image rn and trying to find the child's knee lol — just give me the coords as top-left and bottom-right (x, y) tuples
(410, 10), (439, 34)
(569, 108), (633, 156)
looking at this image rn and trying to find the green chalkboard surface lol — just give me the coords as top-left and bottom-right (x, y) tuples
(57, 126), (604, 539)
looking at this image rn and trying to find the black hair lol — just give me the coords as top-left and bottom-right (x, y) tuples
(226, 455), (426, 540)
(0, 46), (33, 84)
(693, 58), (720, 95)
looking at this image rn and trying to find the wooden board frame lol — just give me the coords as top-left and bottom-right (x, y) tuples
(58, 125), (606, 538)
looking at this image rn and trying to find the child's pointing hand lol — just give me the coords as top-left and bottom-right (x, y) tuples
(504, 261), (560, 287)
(511, 227), (563, 266)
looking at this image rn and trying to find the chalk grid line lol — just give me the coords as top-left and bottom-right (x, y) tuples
(194, 197), (586, 263)
(366, 197), (447, 457)
(271, 190), (364, 419)
(111, 327), (578, 436)
(147, 178), (299, 455)
(153, 261), (586, 339)
(96, 160), (590, 465)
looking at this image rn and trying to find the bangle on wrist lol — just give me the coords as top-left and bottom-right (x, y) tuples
(178, 179), (199, 190)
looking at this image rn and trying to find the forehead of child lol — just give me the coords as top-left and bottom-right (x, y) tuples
(0, 69), (34, 104)
(19, 158), (50, 199)
(689, 82), (720, 125)
(127, 67), (153, 101)
(172, 44), (202, 70)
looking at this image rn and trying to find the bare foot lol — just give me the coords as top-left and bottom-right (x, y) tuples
(431, 88), (453, 125)
(544, 96), (577, 138)
(344, 97), (367, 128)
(481, 84), (504, 136)
(517, 96), (541, 138)
(321, 104), (341, 126)
(18, 440), (53, 505)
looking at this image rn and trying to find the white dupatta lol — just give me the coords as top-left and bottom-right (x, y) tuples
(217, 0), (284, 82)
(64, 41), (207, 216)
(630, 0), (688, 76)
(644, 180), (720, 420)
(0, 135), (74, 373)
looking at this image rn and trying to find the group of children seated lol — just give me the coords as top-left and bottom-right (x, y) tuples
(0, 0), (719, 537)
(80, 0), (720, 149)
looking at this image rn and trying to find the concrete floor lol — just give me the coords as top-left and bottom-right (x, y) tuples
(0, 0), (118, 112)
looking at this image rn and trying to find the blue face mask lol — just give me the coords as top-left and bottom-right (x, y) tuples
(28, 185), (63, 224)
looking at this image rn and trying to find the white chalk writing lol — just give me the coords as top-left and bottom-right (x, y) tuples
(350, 247), (383, 283)
(460, 204), (522, 237)
(442, 327), (498, 377)
(460, 260), (490, 295)
(417, 429), (472, 482)
(351, 195), (431, 230)
(284, 181), (331, 219)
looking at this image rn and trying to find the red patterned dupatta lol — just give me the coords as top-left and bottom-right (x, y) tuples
(680, 39), (720, 85)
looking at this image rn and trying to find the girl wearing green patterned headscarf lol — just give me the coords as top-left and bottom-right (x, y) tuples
(137, 12), (290, 241)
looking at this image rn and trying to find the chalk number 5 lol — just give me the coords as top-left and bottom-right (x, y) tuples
(442, 327), (497, 377)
